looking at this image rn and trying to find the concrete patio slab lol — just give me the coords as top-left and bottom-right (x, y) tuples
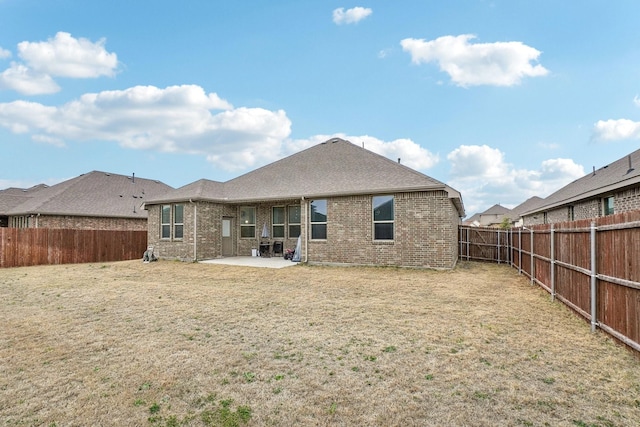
(199, 256), (299, 269)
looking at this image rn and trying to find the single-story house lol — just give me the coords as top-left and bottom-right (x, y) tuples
(143, 138), (465, 269)
(1, 171), (173, 230)
(522, 148), (640, 225)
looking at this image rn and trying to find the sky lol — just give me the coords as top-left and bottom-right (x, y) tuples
(1, 0), (639, 216)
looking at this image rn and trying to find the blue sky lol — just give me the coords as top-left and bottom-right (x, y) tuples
(1, 0), (639, 215)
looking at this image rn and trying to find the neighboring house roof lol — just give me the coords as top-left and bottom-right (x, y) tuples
(3, 171), (173, 219)
(462, 213), (481, 226)
(146, 138), (465, 217)
(0, 184), (49, 213)
(482, 204), (513, 216)
(511, 196), (544, 218)
(523, 148), (640, 216)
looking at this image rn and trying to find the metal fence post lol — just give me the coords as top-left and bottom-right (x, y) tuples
(530, 228), (534, 285)
(590, 221), (597, 332)
(518, 228), (522, 275)
(550, 224), (555, 301)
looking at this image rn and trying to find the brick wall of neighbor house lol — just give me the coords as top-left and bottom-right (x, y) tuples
(615, 186), (640, 213)
(523, 195), (630, 226)
(307, 191), (459, 269)
(15, 214), (147, 230)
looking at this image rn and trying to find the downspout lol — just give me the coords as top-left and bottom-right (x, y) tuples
(190, 199), (197, 262)
(302, 197), (308, 263)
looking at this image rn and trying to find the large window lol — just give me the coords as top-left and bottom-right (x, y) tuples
(272, 206), (285, 238)
(310, 199), (327, 240)
(288, 205), (301, 238)
(603, 196), (614, 216)
(373, 195), (394, 240)
(173, 204), (184, 239)
(240, 207), (256, 238)
(161, 205), (171, 239)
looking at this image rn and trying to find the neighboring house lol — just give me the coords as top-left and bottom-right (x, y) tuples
(1, 171), (173, 230)
(523, 148), (640, 225)
(510, 196), (544, 227)
(462, 213), (481, 227)
(143, 138), (465, 269)
(0, 184), (49, 227)
(479, 204), (513, 227)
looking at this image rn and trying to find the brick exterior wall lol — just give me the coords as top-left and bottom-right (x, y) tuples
(523, 184), (640, 226)
(307, 191), (459, 269)
(146, 190), (461, 268)
(10, 214), (147, 230)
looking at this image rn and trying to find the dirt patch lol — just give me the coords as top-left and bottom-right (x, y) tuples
(0, 260), (638, 426)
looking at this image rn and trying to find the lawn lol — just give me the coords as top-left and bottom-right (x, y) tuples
(0, 260), (638, 426)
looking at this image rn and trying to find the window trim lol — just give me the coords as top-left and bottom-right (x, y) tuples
(372, 195), (394, 241)
(310, 199), (327, 240)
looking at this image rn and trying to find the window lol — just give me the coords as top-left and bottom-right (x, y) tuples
(310, 199), (327, 240)
(161, 205), (171, 239)
(288, 205), (301, 238)
(568, 206), (575, 221)
(373, 195), (394, 240)
(240, 207), (256, 238)
(173, 204), (184, 239)
(603, 196), (614, 216)
(272, 206), (285, 238)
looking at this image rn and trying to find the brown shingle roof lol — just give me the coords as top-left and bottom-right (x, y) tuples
(145, 138), (465, 216)
(523, 148), (640, 215)
(5, 171), (173, 219)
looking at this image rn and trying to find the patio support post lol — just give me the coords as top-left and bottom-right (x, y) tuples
(590, 221), (597, 332)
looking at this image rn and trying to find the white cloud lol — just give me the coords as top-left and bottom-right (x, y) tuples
(400, 34), (548, 87)
(0, 32), (118, 95)
(0, 62), (60, 95)
(592, 119), (640, 141)
(332, 7), (372, 25)
(0, 85), (291, 170)
(17, 31), (118, 78)
(447, 144), (584, 215)
(0, 83), (439, 174)
(0, 47), (11, 59)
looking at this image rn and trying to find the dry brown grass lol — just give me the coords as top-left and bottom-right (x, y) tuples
(0, 260), (638, 426)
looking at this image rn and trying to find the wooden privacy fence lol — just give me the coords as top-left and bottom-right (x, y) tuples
(460, 210), (640, 354)
(0, 228), (147, 268)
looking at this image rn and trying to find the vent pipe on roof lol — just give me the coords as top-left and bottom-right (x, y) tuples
(398, 158), (401, 164)
(627, 155), (634, 174)
(592, 166), (596, 176)
(132, 172), (135, 183)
